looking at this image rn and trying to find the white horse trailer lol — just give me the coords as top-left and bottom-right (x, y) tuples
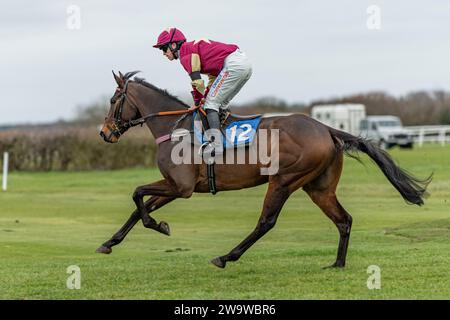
(311, 104), (366, 136)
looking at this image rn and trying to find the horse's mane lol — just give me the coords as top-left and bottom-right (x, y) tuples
(132, 76), (190, 109)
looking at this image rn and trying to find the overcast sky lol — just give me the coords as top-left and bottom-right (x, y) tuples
(1, 0), (449, 125)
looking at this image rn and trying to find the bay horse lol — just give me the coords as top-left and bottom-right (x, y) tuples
(97, 71), (431, 269)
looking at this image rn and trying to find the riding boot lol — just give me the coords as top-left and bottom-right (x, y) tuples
(203, 109), (223, 162)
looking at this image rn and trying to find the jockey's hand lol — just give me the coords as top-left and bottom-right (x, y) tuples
(191, 88), (204, 106)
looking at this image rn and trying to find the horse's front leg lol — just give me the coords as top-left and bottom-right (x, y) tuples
(132, 179), (192, 230)
(96, 196), (175, 254)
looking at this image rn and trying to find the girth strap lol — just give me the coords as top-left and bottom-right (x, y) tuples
(207, 163), (217, 195)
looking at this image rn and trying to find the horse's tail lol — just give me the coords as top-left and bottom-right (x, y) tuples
(328, 127), (432, 206)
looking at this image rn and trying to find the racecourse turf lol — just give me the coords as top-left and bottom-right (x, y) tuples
(0, 144), (449, 299)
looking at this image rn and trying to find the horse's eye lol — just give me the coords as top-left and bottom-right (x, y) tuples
(110, 98), (116, 104)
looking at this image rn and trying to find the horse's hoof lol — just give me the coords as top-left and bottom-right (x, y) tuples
(323, 262), (344, 269)
(96, 246), (112, 254)
(210, 257), (226, 269)
(159, 221), (170, 236)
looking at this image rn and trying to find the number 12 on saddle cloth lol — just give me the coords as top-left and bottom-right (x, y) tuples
(192, 111), (262, 148)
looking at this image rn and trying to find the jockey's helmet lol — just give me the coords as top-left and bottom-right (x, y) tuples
(153, 27), (186, 49)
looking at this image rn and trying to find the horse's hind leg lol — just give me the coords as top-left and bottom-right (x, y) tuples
(211, 181), (290, 268)
(304, 154), (353, 268)
(308, 193), (352, 268)
(96, 196), (175, 254)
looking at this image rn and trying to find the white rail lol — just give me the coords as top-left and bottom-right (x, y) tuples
(2, 152), (8, 191)
(405, 125), (450, 146)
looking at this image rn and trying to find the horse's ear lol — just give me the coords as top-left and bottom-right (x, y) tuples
(118, 71), (124, 79)
(124, 70), (141, 80)
(112, 70), (124, 88)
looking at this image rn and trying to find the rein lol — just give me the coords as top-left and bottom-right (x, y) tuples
(125, 104), (206, 129)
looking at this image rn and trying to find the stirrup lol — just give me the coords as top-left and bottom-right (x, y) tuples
(198, 141), (210, 155)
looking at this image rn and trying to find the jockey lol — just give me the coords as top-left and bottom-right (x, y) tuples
(153, 27), (252, 154)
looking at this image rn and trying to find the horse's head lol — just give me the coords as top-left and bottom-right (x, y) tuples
(100, 70), (141, 143)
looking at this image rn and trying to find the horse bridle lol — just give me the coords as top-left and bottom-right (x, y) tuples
(109, 79), (141, 139)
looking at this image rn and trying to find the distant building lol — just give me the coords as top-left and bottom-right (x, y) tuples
(310, 104), (366, 136)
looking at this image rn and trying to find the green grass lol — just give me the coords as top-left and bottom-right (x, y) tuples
(1, 144), (450, 299)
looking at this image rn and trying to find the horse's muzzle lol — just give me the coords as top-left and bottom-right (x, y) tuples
(99, 126), (120, 143)
(99, 130), (109, 142)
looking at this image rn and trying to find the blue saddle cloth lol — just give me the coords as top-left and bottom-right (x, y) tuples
(193, 111), (262, 149)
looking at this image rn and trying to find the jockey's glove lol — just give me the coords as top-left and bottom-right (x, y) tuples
(191, 86), (204, 106)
